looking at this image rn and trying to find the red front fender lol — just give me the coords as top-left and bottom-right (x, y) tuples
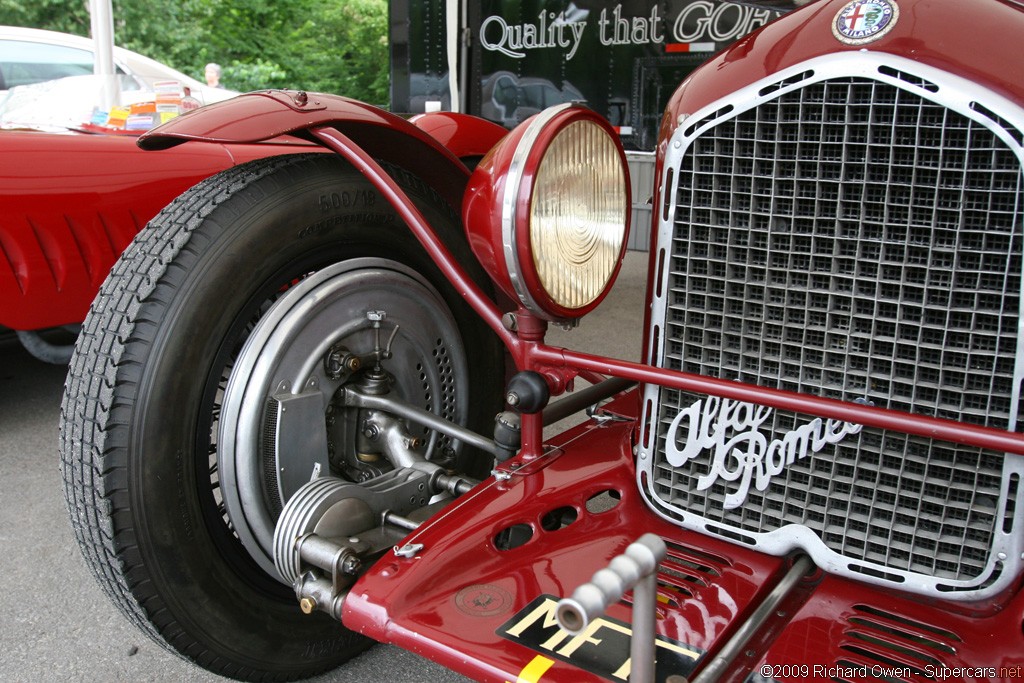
(139, 90), (507, 211)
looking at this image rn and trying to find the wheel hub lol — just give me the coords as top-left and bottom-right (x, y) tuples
(218, 258), (470, 578)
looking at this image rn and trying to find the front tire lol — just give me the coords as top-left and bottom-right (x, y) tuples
(59, 153), (503, 680)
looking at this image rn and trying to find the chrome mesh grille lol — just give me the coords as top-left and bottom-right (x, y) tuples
(647, 74), (1024, 586)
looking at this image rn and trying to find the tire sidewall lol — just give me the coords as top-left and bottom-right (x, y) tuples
(120, 154), (501, 672)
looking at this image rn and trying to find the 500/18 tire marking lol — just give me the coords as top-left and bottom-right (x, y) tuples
(319, 190), (376, 212)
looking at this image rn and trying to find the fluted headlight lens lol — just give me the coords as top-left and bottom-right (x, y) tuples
(529, 119), (628, 310)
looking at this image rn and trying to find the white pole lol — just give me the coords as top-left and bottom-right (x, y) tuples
(445, 0), (459, 112)
(89, 0), (119, 110)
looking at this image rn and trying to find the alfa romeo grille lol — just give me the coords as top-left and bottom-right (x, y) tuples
(640, 55), (1024, 599)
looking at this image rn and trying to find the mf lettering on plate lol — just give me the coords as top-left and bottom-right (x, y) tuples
(498, 596), (703, 682)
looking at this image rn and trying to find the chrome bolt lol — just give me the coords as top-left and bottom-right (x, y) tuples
(394, 543), (424, 558)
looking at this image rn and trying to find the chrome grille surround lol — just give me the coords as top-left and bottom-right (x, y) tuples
(638, 53), (1024, 600)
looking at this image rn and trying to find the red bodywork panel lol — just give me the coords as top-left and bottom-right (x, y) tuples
(409, 111), (509, 161)
(139, 91), (508, 213)
(0, 131), (316, 330)
(346, 394), (1024, 682)
(659, 0), (1024, 148)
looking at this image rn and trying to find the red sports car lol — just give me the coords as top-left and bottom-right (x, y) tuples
(0, 118), (321, 361)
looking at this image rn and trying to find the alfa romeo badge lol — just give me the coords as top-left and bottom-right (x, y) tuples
(832, 0), (900, 45)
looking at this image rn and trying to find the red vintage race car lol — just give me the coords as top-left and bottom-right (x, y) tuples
(59, 0), (1024, 682)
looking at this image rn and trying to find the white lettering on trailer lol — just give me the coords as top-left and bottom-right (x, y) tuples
(479, 3), (775, 61)
(598, 5), (665, 46)
(664, 397), (863, 509)
(673, 1), (774, 43)
(479, 11), (587, 60)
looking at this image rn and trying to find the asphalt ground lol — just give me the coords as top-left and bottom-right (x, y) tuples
(0, 251), (647, 682)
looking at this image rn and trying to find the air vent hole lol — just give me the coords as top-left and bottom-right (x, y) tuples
(494, 523), (533, 551)
(852, 605), (962, 642)
(848, 617), (956, 655)
(706, 523), (756, 546)
(660, 560), (710, 588)
(662, 169), (674, 222)
(846, 631), (945, 669)
(877, 65), (939, 93)
(585, 489), (622, 514)
(663, 538), (728, 570)
(838, 644), (929, 678)
(1004, 472), (1020, 533)
(848, 563), (906, 583)
(540, 506), (578, 532)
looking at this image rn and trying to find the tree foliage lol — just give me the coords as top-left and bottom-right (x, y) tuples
(0, 0), (390, 105)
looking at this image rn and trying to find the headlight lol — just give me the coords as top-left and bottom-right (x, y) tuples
(464, 103), (630, 322)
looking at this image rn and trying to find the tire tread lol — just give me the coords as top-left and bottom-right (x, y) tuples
(61, 155), (334, 681)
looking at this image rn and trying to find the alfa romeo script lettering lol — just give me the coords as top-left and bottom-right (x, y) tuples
(664, 397), (863, 509)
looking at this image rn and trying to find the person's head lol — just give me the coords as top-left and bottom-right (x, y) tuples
(204, 63), (222, 87)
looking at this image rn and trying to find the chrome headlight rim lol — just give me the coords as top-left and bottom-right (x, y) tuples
(500, 103), (630, 321)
